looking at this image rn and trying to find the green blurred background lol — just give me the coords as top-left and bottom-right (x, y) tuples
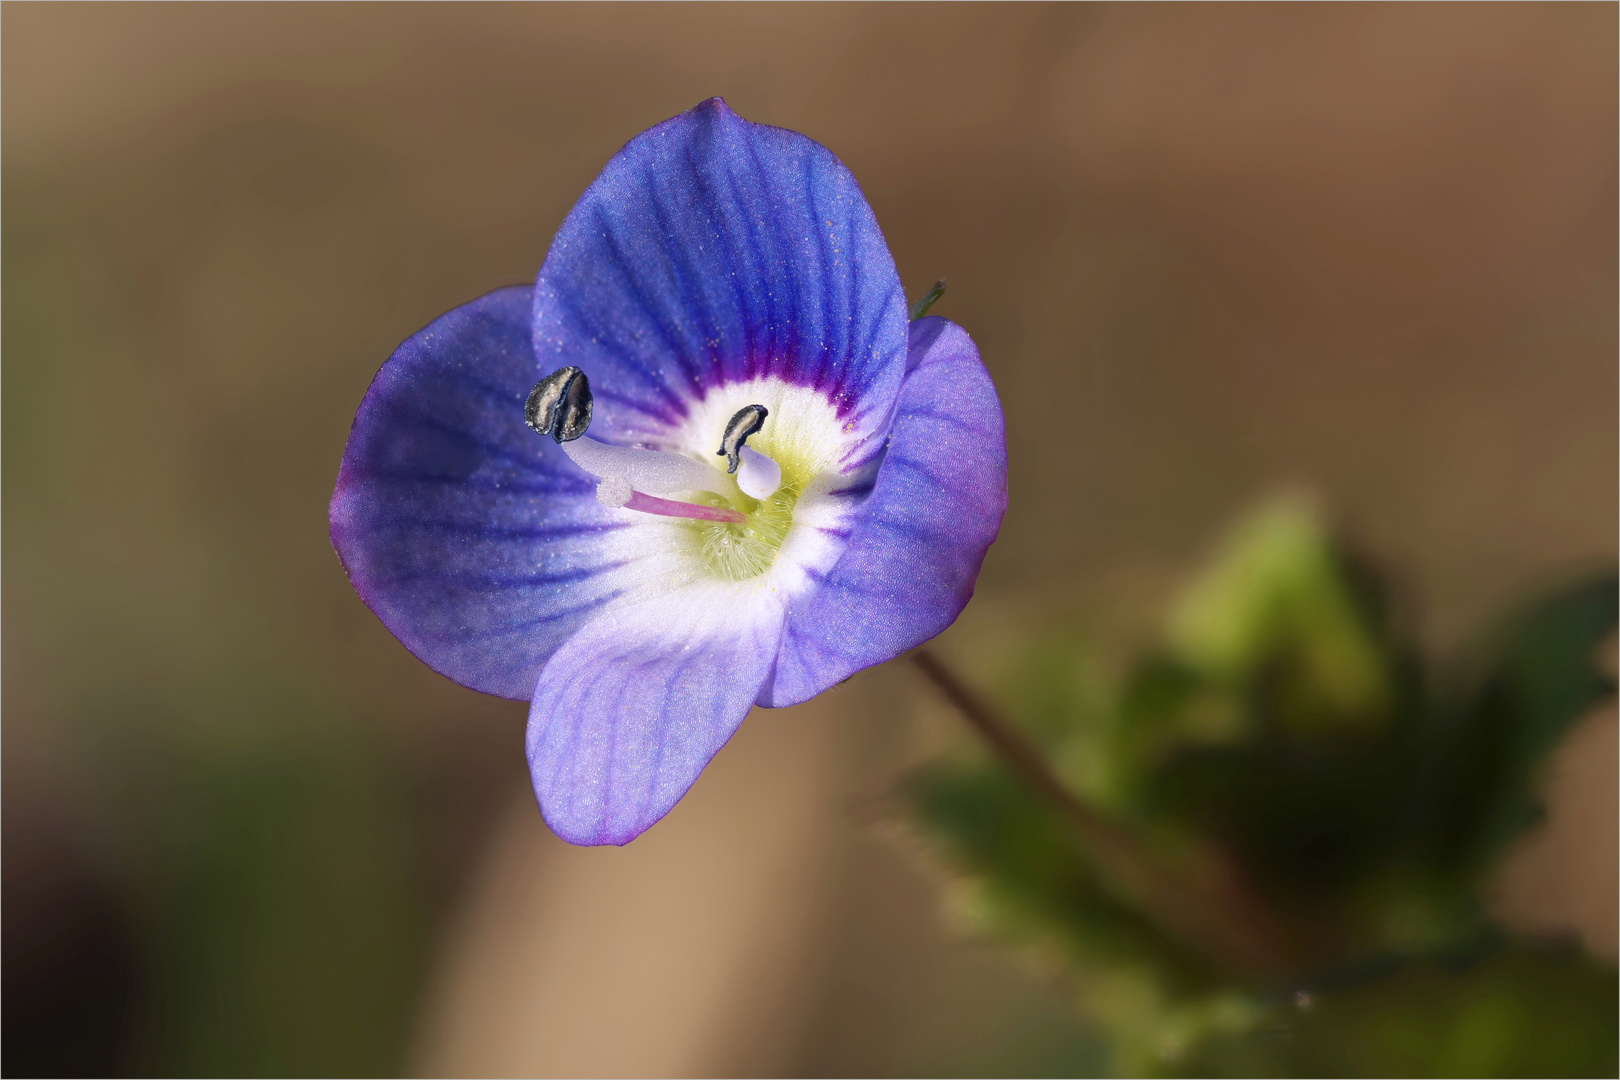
(4, 4), (1614, 1076)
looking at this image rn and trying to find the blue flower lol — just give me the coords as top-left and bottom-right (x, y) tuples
(330, 99), (1007, 845)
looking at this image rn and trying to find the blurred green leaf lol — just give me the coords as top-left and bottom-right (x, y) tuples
(1182, 943), (1619, 1078)
(1419, 574), (1618, 876)
(908, 761), (1274, 1076)
(1166, 496), (1391, 736)
(903, 496), (1617, 1076)
(908, 762), (1208, 986)
(996, 629), (1127, 806)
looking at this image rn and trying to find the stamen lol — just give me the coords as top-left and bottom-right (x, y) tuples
(562, 436), (731, 496)
(717, 404), (768, 474)
(526, 370), (750, 525)
(525, 367), (593, 443)
(624, 492), (745, 523)
(737, 445), (782, 500)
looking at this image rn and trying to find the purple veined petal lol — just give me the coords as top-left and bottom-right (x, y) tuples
(329, 286), (631, 701)
(531, 97), (909, 462)
(761, 316), (1009, 707)
(526, 583), (787, 845)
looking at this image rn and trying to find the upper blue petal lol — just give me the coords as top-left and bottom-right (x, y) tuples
(531, 97), (908, 459)
(763, 316), (1009, 707)
(330, 286), (629, 700)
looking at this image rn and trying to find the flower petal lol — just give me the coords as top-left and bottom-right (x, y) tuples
(526, 584), (785, 845)
(329, 286), (630, 700)
(532, 97), (908, 466)
(762, 317), (1008, 707)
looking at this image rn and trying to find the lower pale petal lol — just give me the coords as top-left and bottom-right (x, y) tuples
(762, 317), (1008, 707)
(526, 584), (786, 845)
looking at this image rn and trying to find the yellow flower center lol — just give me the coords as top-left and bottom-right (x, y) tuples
(687, 443), (815, 581)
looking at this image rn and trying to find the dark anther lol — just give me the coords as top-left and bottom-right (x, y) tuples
(717, 404), (768, 474)
(525, 366), (593, 443)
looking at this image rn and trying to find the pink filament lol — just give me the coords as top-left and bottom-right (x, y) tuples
(624, 491), (746, 524)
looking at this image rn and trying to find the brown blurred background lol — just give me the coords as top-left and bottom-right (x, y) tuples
(4, 4), (1614, 1076)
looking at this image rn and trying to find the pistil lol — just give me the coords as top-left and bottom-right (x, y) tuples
(624, 492), (746, 523)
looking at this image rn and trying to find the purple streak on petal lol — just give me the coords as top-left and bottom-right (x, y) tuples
(330, 285), (630, 701)
(760, 317), (1008, 707)
(531, 97), (908, 450)
(826, 480), (878, 499)
(527, 592), (785, 845)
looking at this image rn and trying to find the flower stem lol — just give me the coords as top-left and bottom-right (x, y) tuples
(910, 648), (1295, 980)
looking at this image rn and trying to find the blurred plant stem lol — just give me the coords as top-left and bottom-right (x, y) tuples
(910, 648), (1293, 979)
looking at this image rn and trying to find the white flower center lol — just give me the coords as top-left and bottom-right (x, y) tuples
(529, 371), (863, 582)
